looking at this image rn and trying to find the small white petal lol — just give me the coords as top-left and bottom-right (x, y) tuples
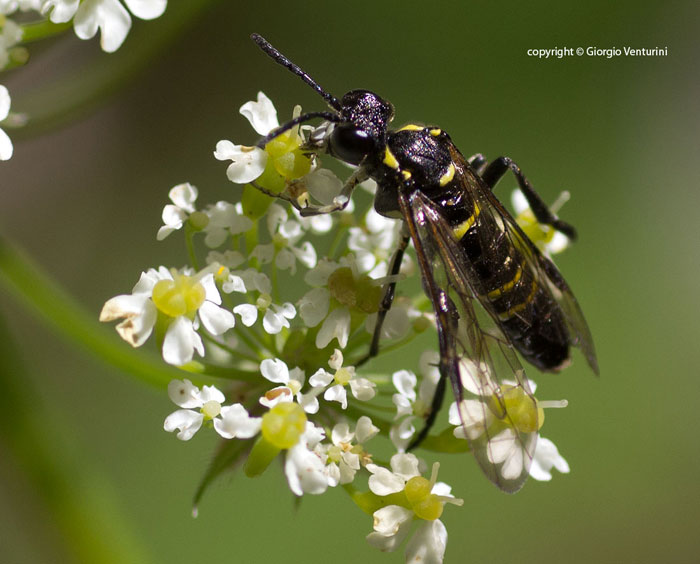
(291, 241), (317, 269)
(214, 140), (267, 184)
(0, 85), (10, 121)
(367, 514), (413, 552)
(42, 0), (80, 23)
(163, 409), (203, 441)
(250, 243), (274, 265)
(160, 204), (187, 229)
(260, 358), (290, 384)
(284, 443), (328, 496)
(323, 384), (348, 409)
(405, 519), (447, 564)
(239, 91), (279, 136)
(511, 189), (529, 214)
(298, 287), (330, 327)
(315, 307), (351, 349)
(167, 379), (202, 408)
(233, 303), (257, 327)
(530, 437), (570, 481)
(355, 416), (379, 444)
(308, 368), (333, 388)
(168, 182), (197, 211)
(123, 0), (166, 20)
(392, 369), (417, 400)
(367, 465), (405, 496)
(331, 422), (352, 445)
(372, 505), (413, 537)
(214, 404), (262, 439)
(328, 349), (344, 371)
(262, 309), (287, 334)
(0, 127), (13, 161)
(198, 384), (225, 404)
(73, 0), (132, 53)
(162, 316), (200, 365)
(297, 390), (320, 414)
(198, 301), (235, 335)
(222, 274), (246, 294)
(389, 453), (421, 481)
(274, 248), (296, 272)
(349, 378), (376, 401)
(100, 293), (156, 347)
(304, 168), (343, 204)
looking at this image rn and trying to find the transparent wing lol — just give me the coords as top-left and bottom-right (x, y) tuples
(402, 189), (538, 493)
(447, 144), (599, 374)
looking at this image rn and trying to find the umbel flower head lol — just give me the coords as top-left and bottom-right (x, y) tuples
(98, 90), (582, 564)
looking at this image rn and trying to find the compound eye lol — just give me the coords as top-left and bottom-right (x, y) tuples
(328, 124), (375, 165)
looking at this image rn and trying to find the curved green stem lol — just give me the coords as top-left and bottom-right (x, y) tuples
(0, 233), (190, 388)
(0, 313), (154, 564)
(20, 19), (72, 43)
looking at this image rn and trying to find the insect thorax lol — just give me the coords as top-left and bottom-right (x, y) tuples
(372, 125), (459, 218)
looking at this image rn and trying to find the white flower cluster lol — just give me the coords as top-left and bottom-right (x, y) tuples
(100, 92), (573, 563)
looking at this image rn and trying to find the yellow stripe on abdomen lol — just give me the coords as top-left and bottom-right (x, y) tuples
(453, 203), (481, 239)
(487, 265), (523, 300)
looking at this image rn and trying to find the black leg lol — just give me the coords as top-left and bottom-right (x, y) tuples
(467, 153), (488, 173)
(479, 156), (577, 240)
(356, 227), (410, 367)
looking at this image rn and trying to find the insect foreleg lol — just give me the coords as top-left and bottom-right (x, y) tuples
(479, 156), (577, 240)
(297, 166), (368, 216)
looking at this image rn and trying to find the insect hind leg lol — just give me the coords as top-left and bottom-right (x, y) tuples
(479, 156), (577, 240)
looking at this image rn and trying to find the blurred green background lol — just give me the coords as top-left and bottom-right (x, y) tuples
(1, 1), (699, 562)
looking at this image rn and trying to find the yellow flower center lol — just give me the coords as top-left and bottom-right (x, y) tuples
(328, 268), (381, 313)
(404, 476), (444, 521)
(334, 367), (353, 386)
(500, 386), (544, 433)
(265, 131), (312, 181)
(201, 400), (221, 420)
(261, 402), (307, 449)
(152, 275), (206, 318)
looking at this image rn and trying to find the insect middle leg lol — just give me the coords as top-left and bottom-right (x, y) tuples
(478, 156), (577, 240)
(356, 227), (410, 367)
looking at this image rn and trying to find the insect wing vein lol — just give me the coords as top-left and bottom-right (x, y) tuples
(405, 189), (537, 493)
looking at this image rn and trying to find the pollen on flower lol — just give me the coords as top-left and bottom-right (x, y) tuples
(263, 387), (293, 403)
(152, 275), (206, 318)
(261, 402), (307, 449)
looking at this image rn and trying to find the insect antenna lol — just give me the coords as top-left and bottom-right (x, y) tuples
(251, 33), (342, 112)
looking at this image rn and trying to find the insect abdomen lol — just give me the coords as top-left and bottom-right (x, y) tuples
(452, 203), (570, 372)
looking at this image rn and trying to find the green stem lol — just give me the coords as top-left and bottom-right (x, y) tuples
(233, 324), (269, 360)
(20, 20), (72, 43)
(199, 331), (260, 364)
(0, 234), (189, 388)
(0, 313), (154, 564)
(184, 224), (200, 271)
(327, 224), (350, 259)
